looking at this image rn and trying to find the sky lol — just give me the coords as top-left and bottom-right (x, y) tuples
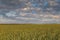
(0, 0), (60, 24)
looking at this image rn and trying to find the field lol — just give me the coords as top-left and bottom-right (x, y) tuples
(0, 24), (60, 40)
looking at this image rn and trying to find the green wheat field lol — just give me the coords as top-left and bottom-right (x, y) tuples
(0, 24), (60, 40)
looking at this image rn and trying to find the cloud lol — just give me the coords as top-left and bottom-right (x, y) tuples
(0, 15), (17, 23)
(0, 15), (60, 24)
(5, 11), (17, 17)
(0, 0), (60, 24)
(19, 13), (27, 16)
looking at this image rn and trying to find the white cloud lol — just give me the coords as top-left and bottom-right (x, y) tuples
(19, 13), (27, 16)
(5, 11), (17, 17)
(0, 15), (17, 23)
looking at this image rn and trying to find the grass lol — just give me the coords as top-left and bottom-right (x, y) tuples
(0, 24), (60, 40)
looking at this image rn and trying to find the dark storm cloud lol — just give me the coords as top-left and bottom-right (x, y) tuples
(0, 0), (27, 9)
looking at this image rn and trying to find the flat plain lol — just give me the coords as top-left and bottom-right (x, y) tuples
(0, 24), (60, 40)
